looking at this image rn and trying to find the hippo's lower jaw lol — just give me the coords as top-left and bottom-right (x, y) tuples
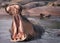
(11, 34), (28, 42)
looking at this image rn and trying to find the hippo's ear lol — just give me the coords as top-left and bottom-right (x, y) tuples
(18, 4), (23, 12)
(5, 5), (10, 13)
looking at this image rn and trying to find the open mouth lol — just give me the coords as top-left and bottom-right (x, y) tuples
(10, 34), (27, 42)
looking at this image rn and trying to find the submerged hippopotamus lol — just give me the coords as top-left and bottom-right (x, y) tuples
(5, 4), (37, 42)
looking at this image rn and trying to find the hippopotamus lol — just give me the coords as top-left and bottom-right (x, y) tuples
(5, 4), (36, 42)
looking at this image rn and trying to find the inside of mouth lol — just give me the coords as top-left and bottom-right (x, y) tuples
(11, 34), (27, 42)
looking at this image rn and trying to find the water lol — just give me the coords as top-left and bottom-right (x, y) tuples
(0, 15), (60, 43)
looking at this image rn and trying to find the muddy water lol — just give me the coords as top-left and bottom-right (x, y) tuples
(0, 15), (60, 43)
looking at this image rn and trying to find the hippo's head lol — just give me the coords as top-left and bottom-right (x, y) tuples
(5, 4), (22, 16)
